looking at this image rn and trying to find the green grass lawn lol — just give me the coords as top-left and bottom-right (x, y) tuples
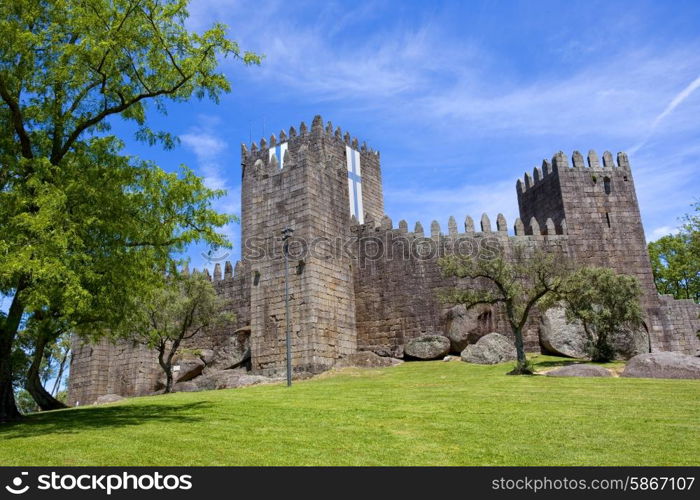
(1, 355), (698, 466)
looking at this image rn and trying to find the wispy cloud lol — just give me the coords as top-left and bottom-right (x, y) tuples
(630, 74), (700, 153)
(179, 115), (240, 257)
(182, 0), (700, 249)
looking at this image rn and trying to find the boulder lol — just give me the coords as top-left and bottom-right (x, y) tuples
(334, 351), (403, 369)
(172, 381), (199, 392)
(539, 307), (588, 358)
(193, 369), (278, 390)
(155, 356), (205, 390)
(173, 357), (205, 382)
(94, 394), (124, 405)
(444, 304), (493, 352)
(372, 345), (405, 359)
(461, 332), (517, 365)
(197, 349), (215, 365)
(622, 352), (700, 380)
(211, 327), (251, 369)
(546, 364), (612, 377)
(404, 335), (451, 360)
(611, 327), (649, 360)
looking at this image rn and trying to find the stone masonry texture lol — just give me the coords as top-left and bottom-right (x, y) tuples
(68, 117), (700, 405)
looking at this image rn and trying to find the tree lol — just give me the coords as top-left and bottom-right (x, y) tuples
(14, 389), (38, 415)
(10, 325), (68, 412)
(648, 202), (700, 302)
(0, 0), (260, 421)
(22, 312), (70, 411)
(122, 272), (233, 393)
(556, 267), (643, 362)
(439, 246), (569, 374)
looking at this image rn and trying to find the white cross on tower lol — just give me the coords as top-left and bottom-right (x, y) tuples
(346, 146), (364, 223)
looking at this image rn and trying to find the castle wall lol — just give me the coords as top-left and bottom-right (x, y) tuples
(67, 260), (251, 405)
(67, 337), (161, 406)
(654, 295), (700, 355)
(352, 217), (570, 355)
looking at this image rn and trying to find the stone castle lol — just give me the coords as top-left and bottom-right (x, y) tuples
(68, 116), (700, 404)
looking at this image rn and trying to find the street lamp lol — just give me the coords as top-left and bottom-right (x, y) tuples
(281, 227), (294, 387)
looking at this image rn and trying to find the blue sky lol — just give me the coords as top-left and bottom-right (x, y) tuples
(116, 0), (700, 271)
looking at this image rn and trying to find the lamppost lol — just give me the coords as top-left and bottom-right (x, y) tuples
(281, 227), (294, 387)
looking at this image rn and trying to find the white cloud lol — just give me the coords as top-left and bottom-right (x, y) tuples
(630, 74), (700, 154)
(179, 116), (241, 265)
(648, 225), (680, 242)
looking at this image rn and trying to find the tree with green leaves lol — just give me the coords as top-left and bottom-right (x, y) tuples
(439, 246), (570, 374)
(0, 0), (260, 421)
(555, 267), (643, 362)
(648, 202), (700, 303)
(122, 272), (233, 393)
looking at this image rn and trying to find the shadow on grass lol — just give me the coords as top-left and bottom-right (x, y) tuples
(532, 359), (583, 369)
(0, 401), (212, 440)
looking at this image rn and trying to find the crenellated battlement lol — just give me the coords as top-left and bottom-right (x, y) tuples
(185, 260), (246, 283)
(350, 212), (567, 240)
(517, 150), (631, 195)
(240, 115), (380, 181)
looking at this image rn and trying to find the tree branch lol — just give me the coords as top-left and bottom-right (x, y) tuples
(0, 76), (33, 159)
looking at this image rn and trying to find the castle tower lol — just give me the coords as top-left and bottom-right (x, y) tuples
(240, 116), (384, 375)
(516, 150), (664, 345)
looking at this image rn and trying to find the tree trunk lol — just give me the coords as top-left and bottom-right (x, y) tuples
(0, 280), (27, 422)
(25, 332), (68, 411)
(158, 348), (174, 394)
(0, 331), (21, 422)
(508, 327), (533, 375)
(164, 369), (174, 393)
(51, 349), (69, 396)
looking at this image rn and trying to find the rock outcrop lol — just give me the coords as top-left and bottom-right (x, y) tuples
(210, 326), (251, 369)
(94, 394), (125, 405)
(622, 352), (700, 380)
(461, 333), (517, 365)
(334, 351), (403, 368)
(539, 307), (588, 358)
(444, 304), (493, 353)
(404, 335), (451, 360)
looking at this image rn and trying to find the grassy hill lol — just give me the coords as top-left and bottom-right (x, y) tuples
(1, 355), (698, 466)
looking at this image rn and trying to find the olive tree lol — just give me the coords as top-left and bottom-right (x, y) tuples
(123, 272), (233, 393)
(440, 245), (569, 374)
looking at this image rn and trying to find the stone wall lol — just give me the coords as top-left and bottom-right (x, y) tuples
(67, 338), (160, 406)
(655, 295), (700, 355)
(351, 217), (569, 355)
(67, 260), (251, 405)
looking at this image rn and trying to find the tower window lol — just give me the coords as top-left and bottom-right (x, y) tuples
(605, 212), (611, 228)
(253, 270), (260, 286)
(604, 176), (612, 194)
(296, 260), (305, 275)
